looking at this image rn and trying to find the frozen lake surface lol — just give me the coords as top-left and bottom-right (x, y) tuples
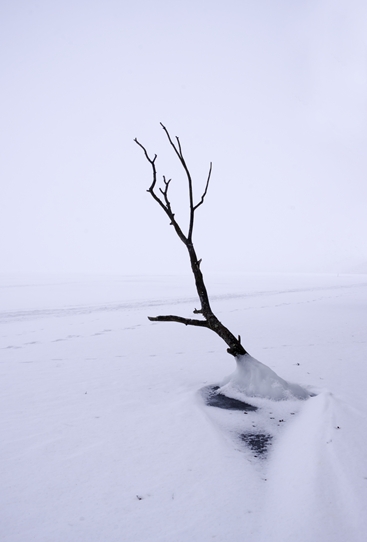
(1, 272), (367, 541)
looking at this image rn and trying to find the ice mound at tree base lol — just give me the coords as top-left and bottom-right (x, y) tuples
(218, 354), (310, 401)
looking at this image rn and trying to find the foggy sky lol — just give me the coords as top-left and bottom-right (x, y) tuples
(1, 0), (367, 276)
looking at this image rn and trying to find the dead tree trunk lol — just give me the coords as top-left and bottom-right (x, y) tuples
(134, 124), (247, 358)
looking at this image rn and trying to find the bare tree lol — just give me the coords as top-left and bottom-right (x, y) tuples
(134, 124), (247, 358)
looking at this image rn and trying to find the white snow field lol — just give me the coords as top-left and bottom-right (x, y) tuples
(1, 273), (367, 542)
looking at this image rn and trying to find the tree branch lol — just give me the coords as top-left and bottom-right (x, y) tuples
(159, 123), (196, 241)
(134, 137), (188, 245)
(134, 138), (158, 192)
(148, 315), (210, 327)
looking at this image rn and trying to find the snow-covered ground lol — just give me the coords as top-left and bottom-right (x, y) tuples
(1, 272), (367, 542)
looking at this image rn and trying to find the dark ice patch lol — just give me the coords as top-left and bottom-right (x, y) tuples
(240, 433), (273, 456)
(202, 385), (257, 412)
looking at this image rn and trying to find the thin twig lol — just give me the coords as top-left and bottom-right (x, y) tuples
(193, 162), (212, 211)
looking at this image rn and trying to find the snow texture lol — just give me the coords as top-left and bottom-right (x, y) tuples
(1, 273), (367, 542)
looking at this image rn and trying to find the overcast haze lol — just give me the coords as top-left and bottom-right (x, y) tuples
(1, 0), (367, 276)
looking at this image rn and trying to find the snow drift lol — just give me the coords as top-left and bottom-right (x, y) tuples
(218, 354), (310, 401)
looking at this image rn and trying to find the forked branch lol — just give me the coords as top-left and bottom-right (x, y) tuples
(135, 125), (247, 358)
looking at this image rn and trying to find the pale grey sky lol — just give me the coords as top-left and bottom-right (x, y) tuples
(1, 0), (367, 275)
